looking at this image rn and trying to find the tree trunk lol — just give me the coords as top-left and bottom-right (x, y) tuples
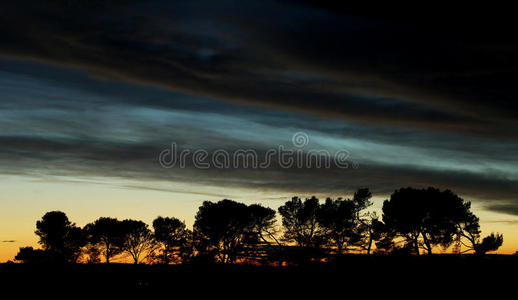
(164, 245), (170, 264)
(367, 235), (373, 255)
(413, 237), (420, 255)
(422, 233), (433, 255)
(105, 242), (111, 263)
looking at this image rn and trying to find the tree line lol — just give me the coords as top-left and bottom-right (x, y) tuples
(14, 187), (504, 264)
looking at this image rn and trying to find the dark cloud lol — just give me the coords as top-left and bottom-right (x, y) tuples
(1, 130), (518, 214)
(484, 204), (518, 217)
(1, 1), (517, 138)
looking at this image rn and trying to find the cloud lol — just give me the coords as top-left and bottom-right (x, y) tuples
(1, 1), (518, 216)
(484, 204), (518, 217)
(1, 130), (518, 215)
(1, 0), (517, 139)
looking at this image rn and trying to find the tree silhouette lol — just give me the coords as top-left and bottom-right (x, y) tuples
(12, 186), (506, 264)
(370, 218), (396, 253)
(351, 189), (378, 253)
(457, 209), (503, 255)
(352, 188), (373, 213)
(34, 211), (85, 263)
(84, 244), (102, 264)
(278, 196), (321, 247)
(246, 204), (281, 263)
(317, 197), (358, 254)
(152, 216), (192, 264)
(382, 187), (468, 255)
(84, 217), (125, 263)
(193, 199), (277, 263)
(476, 233), (503, 255)
(121, 219), (156, 264)
(194, 200), (251, 263)
(15, 246), (52, 263)
(248, 204), (280, 247)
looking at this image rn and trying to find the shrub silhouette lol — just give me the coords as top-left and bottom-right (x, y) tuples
(15, 246), (54, 264)
(475, 233), (503, 255)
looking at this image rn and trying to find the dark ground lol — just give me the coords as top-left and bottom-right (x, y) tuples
(1, 255), (516, 296)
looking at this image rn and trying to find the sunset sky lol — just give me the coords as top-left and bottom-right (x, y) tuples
(1, 1), (518, 261)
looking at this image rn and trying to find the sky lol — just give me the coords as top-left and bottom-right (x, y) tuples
(1, 1), (518, 260)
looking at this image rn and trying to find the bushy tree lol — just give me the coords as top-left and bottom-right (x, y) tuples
(35, 211), (85, 263)
(317, 197), (358, 253)
(476, 233), (503, 255)
(248, 204), (279, 247)
(194, 200), (277, 263)
(382, 187), (468, 255)
(370, 217), (397, 253)
(15, 247), (53, 264)
(84, 217), (125, 263)
(351, 189), (378, 253)
(352, 188), (373, 214)
(121, 219), (156, 264)
(194, 200), (252, 263)
(278, 196), (321, 247)
(152, 216), (192, 264)
(457, 210), (503, 255)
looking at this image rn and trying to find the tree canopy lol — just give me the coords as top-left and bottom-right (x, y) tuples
(193, 199), (276, 263)
(120, 219), (156, 264)
(278, 196), (321, 247)
(382, 187), (486, 255)
(35, 211), (85, 262)
(84, 217), (126, 263)
(152, 216), (192, 264)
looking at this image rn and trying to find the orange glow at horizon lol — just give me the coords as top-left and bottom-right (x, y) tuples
(1, 175), (518, 262)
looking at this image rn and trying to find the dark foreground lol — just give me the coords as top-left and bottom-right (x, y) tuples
(1, 255), (516, 295)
